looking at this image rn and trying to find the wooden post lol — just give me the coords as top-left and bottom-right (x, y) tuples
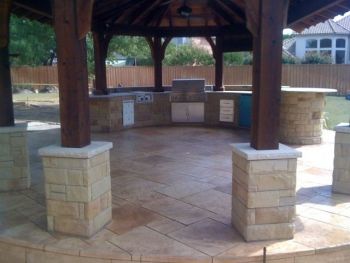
(147, 37), (171, 92)
(0, 0), (14, 127)
(246, 0), (289, 150)
(53, 0), (93, 148)
(206, 36), (224, 91)
(214, 37), (224, 91)
(92, 31), (110, 95)
(153, 37), (163, 92)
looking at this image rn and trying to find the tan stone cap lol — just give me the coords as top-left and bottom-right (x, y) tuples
(0, 122), (28, 133)
(281, 87), (337, 93)
(38, 141), (113, 158)
(231, 143), (302, 160)
(335, 123), (350, 133)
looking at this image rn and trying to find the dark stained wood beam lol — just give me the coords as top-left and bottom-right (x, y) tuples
(76, 0), (94, 39)
(0, 0), (14, 127)
(106, 25), (249, 37)
(53, 0), (92, 147)
(214, 36), (224, 91)
(12, 0), (52, 20)
(147, 37), (171, 92)
(208, 0), (238, 25)
(222, 35), (253, 52)
(206, 36), (224, 91)
(215, 0), (245, 24)
(113, 0), (149, 24)
(248, 0), (289, 150)
(130, 0), (163, 25)
(92, 31), (111, 95)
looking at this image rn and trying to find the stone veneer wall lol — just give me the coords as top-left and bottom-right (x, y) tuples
(205, 93), (240, 127)
(333, 124), (350, 194)
(280, 92), (325, 145)
(90, 92), (242, 132)
(0, 124), (30, 191)
(90, 93), (171, 132)
(39, 142), (113, 237)
(231, 143), (300, 241)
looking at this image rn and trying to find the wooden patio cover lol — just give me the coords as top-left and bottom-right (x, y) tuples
(1, 0), (349, 150)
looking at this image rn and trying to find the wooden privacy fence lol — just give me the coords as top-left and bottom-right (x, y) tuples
(11, 64), (350, 95)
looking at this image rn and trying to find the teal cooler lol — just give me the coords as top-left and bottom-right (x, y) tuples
(239, 94), (252, 128)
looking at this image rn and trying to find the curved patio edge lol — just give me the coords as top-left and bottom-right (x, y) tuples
(1, 234), (350, 263)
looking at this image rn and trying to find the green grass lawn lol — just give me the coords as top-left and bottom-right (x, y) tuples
(13, 93), (59, 103)
(324, 96), (350, 130)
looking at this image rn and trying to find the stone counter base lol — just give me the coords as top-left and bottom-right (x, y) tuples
(280, 92), (325, 145)
(231, 143), (301, 241)
(39, 142), (113, 237)
(333, 124), (350, 194)
(0, 124), (30, 192)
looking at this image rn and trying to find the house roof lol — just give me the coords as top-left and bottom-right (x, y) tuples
(337, 15), (350, 30)
(301, 18), (350, 35)
(283, 37), (296, 50)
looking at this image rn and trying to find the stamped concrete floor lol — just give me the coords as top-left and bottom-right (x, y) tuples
(1, 125), (350, 262)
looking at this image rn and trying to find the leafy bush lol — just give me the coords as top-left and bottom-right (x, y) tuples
(301, 53), (332, 64)
(224, 52), (244, 66)
(242, 53), (253, 65)
(282, 54), (299, 64)
(164, 44), (214, 66)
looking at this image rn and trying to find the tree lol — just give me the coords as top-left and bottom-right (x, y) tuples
(9, 15), (56, 66)
(107, 36), (152, 66)
(224, 52), (245, 66)
(164, 43), (214, 66)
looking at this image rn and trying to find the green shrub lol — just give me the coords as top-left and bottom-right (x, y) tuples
(301, 53), (332, 64)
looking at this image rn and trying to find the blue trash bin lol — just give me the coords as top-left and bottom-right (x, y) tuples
(346, 94), (350, 100)
(239, 94), (252, 128)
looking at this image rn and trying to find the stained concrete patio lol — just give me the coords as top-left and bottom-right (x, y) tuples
(1, 125), (350, 263)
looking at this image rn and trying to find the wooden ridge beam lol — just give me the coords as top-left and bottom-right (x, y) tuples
(106, 25), (249, 37)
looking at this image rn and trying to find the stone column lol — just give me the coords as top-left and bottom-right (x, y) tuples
(231, 143), (301, 241)
(279, 91), (325, 145)
(0, 123), (30, 191)
(333, 123), (350, 194)
(39, 141), (113, 237)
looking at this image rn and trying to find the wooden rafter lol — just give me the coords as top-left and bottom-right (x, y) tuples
(215, 0), (245, 24)
(131, 0), (163, 25)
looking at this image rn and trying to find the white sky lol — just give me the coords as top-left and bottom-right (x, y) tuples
(283, 11), (350, 35)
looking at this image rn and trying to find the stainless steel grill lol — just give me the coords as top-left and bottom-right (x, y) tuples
(170, 79), (207, 102)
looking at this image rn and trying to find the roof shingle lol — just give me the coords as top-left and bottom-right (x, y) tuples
(301, 18), (350, 35)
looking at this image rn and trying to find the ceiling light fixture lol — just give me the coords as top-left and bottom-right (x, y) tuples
(177, 0), (192, 18)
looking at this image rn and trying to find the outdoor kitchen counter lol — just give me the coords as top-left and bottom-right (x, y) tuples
(219, 88), (337, 144)
(280, 87), (336, 145)
(89, 88), (336, 145)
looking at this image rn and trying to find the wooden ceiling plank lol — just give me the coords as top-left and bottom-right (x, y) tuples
(131, 0), (163, 25)
(208, 0), (237, 25)
(216, 0), (245, 23)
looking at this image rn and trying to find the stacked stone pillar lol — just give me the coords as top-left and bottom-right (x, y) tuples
(279, 91), (325, 145)
(231, 143), (301, 241)
(39, 142), (113, 237)
(0, 124), (30, 191)
(333, 123), (350, 194)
